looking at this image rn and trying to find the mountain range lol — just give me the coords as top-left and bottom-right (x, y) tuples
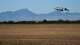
(0, 8), (80, 21)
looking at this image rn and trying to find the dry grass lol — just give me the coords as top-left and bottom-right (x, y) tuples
(0, 24), (80, 45)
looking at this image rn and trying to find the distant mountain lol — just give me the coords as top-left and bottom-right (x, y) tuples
(0, 8), (80, 21)
(0, 9), (37, 21)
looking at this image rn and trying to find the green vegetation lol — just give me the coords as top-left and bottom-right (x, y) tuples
(0, 19), (80, 24)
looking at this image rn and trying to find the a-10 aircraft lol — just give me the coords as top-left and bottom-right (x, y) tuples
(55, 7), (69, 11)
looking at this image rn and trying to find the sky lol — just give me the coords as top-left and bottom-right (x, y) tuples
(0, 0), (80, 14)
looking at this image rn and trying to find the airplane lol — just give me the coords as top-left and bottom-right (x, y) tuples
(55, 7), (69, 11)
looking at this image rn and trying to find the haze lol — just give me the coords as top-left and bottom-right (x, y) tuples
(0, 0), (80, 14)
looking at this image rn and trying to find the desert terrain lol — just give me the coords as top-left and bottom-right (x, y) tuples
(0, 24), (80, 45)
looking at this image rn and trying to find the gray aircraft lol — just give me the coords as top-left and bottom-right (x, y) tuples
(55, 7), (69, 11)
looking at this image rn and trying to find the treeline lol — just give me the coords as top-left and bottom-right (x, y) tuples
(0, 19), (80, 24)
